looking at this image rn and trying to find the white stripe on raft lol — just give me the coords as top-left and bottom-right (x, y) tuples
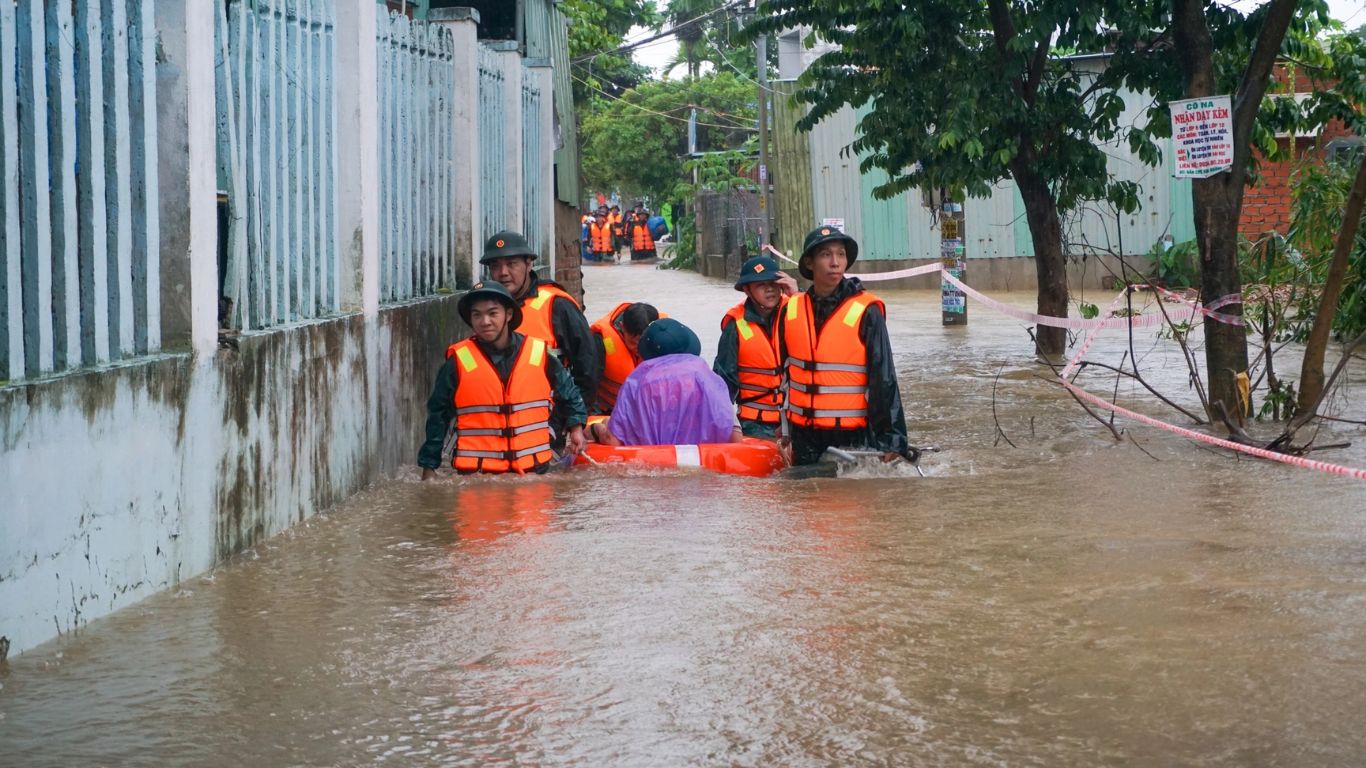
(674, 445), (701, 467)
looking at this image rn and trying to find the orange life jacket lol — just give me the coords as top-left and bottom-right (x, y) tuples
(609, 212), (624, 237)
(589, 220), (612, 253)
(722, 303), (783, 424)
(631, 220), (654, 251)
(517, 281), (580, 352)
(447, 336), (555, 474)
(781, 291), (883, 430)
(590, 303), (640, 413)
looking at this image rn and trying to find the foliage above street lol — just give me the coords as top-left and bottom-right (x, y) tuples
(579, 71), (756, 203)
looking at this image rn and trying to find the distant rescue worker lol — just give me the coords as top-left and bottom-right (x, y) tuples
(628, 207), (656, 262)
(608, 205), (625, 259)
(588, 209), (614, 262)
(590, 319), (740, 447)
(590, 302), (660, 414)
(481, 231), (602, 440)
(418, 281), (587, 477)
(714, 255), (798, 438)
(776, 226), (913, 465)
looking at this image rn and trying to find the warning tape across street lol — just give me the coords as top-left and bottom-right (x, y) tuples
(760, 243), (1366, 482)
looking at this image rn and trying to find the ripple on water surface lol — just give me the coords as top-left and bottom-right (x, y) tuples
(3, 264), (1366, 765)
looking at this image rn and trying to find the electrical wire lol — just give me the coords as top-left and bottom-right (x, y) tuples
(570, 70), (757, 131)
(571, 0), (749, 64)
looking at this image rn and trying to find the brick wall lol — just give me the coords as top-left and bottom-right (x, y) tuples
(1237, 64), (1356, 242)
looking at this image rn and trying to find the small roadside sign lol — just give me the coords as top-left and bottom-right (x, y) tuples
(1170, 95), (1233, 178)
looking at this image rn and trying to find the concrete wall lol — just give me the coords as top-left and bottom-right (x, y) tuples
(0, 297), (466, 657)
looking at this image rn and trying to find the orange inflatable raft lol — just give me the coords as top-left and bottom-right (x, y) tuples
(574, 437), (787, 477)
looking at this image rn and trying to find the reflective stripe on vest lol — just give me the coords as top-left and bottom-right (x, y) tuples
(518, 283), (580, 353)
(723, 303), (783, 424)
(447, 336), (556, 474)
(781, 291), (884, 430)
(590, 302), (638, 413)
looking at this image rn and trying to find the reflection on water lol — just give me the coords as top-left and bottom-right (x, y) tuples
(3, 263), (1366, 765)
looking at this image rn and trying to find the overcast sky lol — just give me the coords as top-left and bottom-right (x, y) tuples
(630, 0), (1366, 77)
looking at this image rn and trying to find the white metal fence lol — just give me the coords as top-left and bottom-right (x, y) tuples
(1, 0), (160, 381)
(377, 12), (455, 302)
(214, 0), (339, 331)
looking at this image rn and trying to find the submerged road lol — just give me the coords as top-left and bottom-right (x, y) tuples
(2, 261), (1366, 765)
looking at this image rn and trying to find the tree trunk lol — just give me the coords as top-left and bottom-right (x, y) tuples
(1192, 176), (1251, 422)
(1296, 154), (1366, 412)
(1015, 168), (1068, 359)
(1170, 0), (1297, 426)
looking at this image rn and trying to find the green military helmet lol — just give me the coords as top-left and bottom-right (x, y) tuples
(799, 225), (860, 279)
(479, 230), (537, 265)
(734, 255), (782, 291)
(458, 281), (523, 331)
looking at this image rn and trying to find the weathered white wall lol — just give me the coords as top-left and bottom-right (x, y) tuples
(0, 297), (465, 657)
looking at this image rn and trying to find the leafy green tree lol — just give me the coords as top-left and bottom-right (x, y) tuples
(579, 71), (756, 203)
(563, 0), (659, 107)
(750, 0), (1334, 422)
(1283, 29), (1366, 415)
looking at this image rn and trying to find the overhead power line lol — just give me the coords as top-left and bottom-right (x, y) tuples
(569, 70), (757, 131)
(571, 1), (748, 65)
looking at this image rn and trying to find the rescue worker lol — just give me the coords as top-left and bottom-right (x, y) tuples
(588, 209), (614, 263)
(590, 318), (741, 446)
(418, 281), (587, 477)
(608, 205), (625, 262)
(481, 231), (602, 443)
(628, 207), (656, 262)
(590, 302), (660, 414)
(714, 256), (798, 438)
(775, 226), (914, 466)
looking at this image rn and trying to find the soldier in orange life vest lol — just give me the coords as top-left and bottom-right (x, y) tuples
(608, 205), (625, 261)
(588, 208), (614, 263)
(714, 255), (798, 438)
(418, 282), (587, 477)
(775, 226), (914, 466)
(590, 302), (660, 414)
(481, 230), (602, 442)
(628, 206), (656, 262)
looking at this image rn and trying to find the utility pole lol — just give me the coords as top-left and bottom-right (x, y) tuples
(756, 30), (772, 247)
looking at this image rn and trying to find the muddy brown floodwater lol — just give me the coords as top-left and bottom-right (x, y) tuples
(3, 262), (1366, 766)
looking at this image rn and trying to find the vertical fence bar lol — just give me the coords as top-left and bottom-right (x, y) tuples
(76, 0), (109, 362)
(324, 2), (338, 312)
(18, 0), (54, 374)
(244, 0), (264, 330)
(216, 0), (243, 328)
(399, 17), (412, 300)
(233, 0), (250, 330)
(299, 0), (314, 319)
(256, 0), (273, 328)
(128, 0), (159, 351)
(289, 0), (302, 319)
(379, 13), (392, 301)
(272, 0), (287, 323)
(1, 0), (21, 379)
(421, 28), (433, 295)
(103, 0), (134, 354)
(308, 2), (321, 317)
(47, 1), (80, 368)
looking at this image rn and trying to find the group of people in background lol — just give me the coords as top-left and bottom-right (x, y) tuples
(419, 222), (912, 478)
(581, 202), (664, 263)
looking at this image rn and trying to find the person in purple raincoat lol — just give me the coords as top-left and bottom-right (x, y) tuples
(588, 319), (742, 447)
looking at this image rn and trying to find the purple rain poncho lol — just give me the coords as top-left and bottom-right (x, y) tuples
(607, 354), (736, 446)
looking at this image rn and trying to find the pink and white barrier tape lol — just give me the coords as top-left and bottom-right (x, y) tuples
(763, 242), (1364, 480)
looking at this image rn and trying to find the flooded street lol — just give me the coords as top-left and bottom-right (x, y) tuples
(4, 262), (1366, 765)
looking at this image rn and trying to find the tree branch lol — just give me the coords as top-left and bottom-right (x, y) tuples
(1229, 0), (1300, 184)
